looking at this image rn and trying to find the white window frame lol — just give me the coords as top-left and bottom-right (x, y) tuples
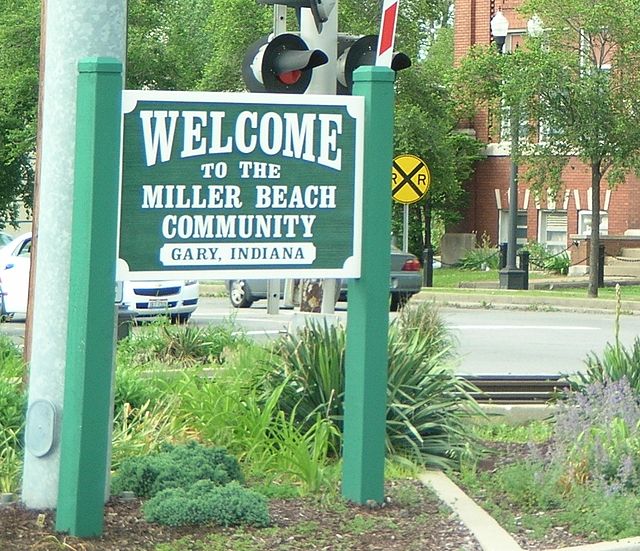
(499, 209), (528, 247)
(578, 210), (608, 237)
(538, 210), (568, 253)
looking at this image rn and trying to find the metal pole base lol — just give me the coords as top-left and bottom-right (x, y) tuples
(499, 268), (527, 290)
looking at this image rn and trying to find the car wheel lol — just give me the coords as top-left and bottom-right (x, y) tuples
(389, 293), (410, 312)
(229, 280), (254, 308)
(171, 313), (191, 324)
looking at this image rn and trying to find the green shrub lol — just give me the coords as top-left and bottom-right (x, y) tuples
(113, 363), (163, 412)
(110, 398), (191, 472)
(264, 302), (482, 469)
(0, 336), (23, 378)
(268, 319), (345, 434)
(111, 441), (243, 498)
(117, 318), (248, 368)
(459, 233), (499, 270)
(144, 480), (270, 527)
(386, 304), (483, 468)
(570, 285), (640, 394)
(574, 338), (640, 393)
(523, 241), (570, 274)
(0, 378), (25, 437)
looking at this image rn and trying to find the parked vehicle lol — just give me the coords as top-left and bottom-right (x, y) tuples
(0, 233), (199, 322)
(226, 247), (425, 311)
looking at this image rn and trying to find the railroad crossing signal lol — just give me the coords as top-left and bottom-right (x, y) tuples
(391, 154), (430, 204)
(243, 33), (328, 93)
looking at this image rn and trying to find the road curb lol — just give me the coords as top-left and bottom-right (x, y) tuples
(419, 470), (523, 551)
(412, 290), (640, 314)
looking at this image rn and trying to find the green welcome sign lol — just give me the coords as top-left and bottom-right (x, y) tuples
(118, 90), (364, 280)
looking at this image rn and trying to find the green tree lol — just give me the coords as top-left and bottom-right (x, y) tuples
(394, 27), (482, 257)
(126, 0), (218, 90)
(198, 0), (271, 92)
(457, 0), (640, 297)
(340, 0), (482, 258)
(0, 0), (39, 227)
(1, 0), (477, 244)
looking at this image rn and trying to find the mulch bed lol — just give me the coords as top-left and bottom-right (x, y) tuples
(0, 480), (482, 550)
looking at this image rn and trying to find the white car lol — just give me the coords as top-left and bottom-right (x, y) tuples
(0, 233), (199, 323)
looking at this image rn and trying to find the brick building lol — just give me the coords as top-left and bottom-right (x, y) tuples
(451, 0), (640, 270)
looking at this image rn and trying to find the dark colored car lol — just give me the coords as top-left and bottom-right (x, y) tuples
(226, 247), (423, 311)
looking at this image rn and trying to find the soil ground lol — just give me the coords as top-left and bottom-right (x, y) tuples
(0, 444), (604, 550)
(0, 480), (481, 550)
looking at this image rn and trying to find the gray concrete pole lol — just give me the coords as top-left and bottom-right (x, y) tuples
(301, 4), (339, 313)
(301, 5), (337, 94)
(22, 1), (126, 509)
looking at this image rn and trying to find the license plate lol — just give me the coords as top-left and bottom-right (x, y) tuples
(148, 299), (169, 309)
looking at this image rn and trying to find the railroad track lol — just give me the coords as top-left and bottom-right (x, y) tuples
(461, 375), (572, 403)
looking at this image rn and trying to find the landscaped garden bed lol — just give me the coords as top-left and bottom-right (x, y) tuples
(3, 294), (640, 550)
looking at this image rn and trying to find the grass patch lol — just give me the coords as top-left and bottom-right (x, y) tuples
(460, 406), (640, 544)
(472, 420), (553, 444)
(432, 268), (501, 288)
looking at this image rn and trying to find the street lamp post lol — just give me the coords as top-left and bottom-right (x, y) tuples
(491, 10), (526, 290)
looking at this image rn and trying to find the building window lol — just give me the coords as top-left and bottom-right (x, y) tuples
(538, 210), (568, 253)
(578, 211), (608, 236)
(499, 210), (528, 248)
(500, 103), (530, 144)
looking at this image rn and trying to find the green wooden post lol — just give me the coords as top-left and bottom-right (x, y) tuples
(342, 66), (395, 504)
(55, 57), (122, 537)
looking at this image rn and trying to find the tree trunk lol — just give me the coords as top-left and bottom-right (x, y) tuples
(588, 161), (602, 298)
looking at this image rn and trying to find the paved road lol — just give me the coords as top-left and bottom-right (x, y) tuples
(3, 298), (636, 376)
(194, 298), (635, 376)
(440, 308), (635, 376)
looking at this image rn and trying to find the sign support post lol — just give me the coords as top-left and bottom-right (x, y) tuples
(342, 65), (395, 504)
(55, 57), (123, 537)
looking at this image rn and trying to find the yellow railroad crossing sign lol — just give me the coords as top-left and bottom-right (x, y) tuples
(391, 154), (430, 204)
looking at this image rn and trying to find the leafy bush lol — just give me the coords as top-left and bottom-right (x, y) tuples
(523, 241), (570, 274)
(117, 317), (248, 368)
(574, 338), (640, 394)
(0, 378), (25, 437)
(111, 441), (243, 498)
(0, 336), (24, 378)
(172, 351), (341, 492)
(549, 377), (640, 493)
(0, 430), (22, 493)
(268, 319), (345, 433)
(113, 363), (164, 412)
(111, 398), (191, 472)
(264, 302), (482, 469)
(386, 304), (483, 467)
(143, 480), (270, 527)
(459, 233), (499, 270)
(570, 285), (640, 394)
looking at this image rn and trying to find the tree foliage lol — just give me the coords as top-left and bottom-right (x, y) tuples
(126, 0), (217, 91)
(340, 1), (482, 257)
(1, 0), (478, 248)
(0, 0), (39, 227)
(456, 0), (640, 296)
(394, 27), (481, 253)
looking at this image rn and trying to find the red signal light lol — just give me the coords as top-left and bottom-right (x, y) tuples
(277, 70), (302, 85)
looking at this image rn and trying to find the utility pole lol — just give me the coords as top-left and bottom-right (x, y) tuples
(22, 1), (126, 509)
(300, 3), (339, 314)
